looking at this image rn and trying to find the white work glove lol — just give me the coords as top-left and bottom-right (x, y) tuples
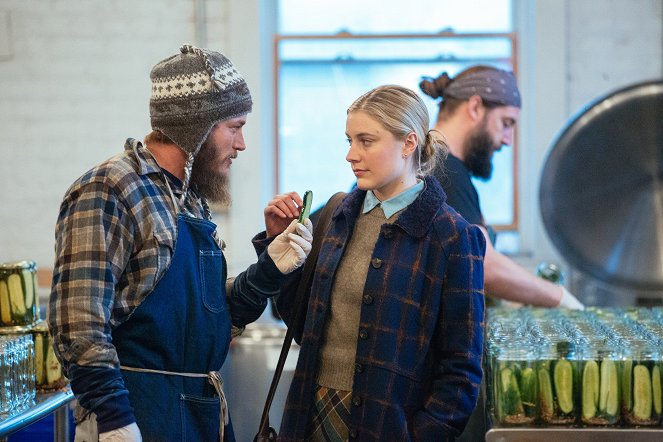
(558, 286), (585, 310)
(267, 218), (313, 274)
(99, 422), (142, 442)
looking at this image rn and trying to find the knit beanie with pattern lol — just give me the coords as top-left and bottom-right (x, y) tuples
(149, 44), (253, 157)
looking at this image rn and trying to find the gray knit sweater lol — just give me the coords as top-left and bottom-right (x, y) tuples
(316, 205), (401, 390)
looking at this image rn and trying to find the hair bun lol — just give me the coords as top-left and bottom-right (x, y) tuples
(419, 72), (451, 99)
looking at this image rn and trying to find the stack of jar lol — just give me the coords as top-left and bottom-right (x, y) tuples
(487, 307), (663, 428)
(0, 261), (66, 416)
(0, 335), (35, 416)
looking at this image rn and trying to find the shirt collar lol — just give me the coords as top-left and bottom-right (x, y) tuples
(362, 180), (425, 218)
(161, 167), (182, 189)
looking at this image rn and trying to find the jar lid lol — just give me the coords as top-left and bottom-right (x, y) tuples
(0, 324), (34, 334)
(0, 260), (37, 271)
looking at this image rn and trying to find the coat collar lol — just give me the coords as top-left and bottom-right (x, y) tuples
(334, 175), (447, 238)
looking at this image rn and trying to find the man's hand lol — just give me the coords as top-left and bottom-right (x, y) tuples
(99, 422), (142, 442)
(558, 286), (584, 310)
(264, 192), (304, 237)
(267, 219), (313, 274)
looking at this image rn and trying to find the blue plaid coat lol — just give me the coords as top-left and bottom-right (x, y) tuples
(275, 176), (486, 441)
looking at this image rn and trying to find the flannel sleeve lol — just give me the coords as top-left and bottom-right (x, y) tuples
(48, 181), (136, 432)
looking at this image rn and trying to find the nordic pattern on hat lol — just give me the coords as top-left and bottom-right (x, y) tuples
(211, 64), (245, 90)
(151, 71), (213, 100)
(151, 65), (245, 101)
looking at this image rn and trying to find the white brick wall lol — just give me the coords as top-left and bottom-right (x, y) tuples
(0, 1), (202, 270)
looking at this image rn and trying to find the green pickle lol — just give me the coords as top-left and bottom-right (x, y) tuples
(599, 359), (619, 417)
(653, 365), (662, 416)
(622, 359), (633, 414)
(554, 359), (574, 415)
(633, 365), (652, 421)
(0, 280), (11, 324)
(502, 367), (524, 416)
(582, 360), (599, 421)
(538, 366), (554, 419)
(520, 367), (537, 417)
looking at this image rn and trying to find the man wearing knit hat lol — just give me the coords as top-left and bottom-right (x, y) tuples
(49, 45), (313, 441)
(420, 65), (583, 441)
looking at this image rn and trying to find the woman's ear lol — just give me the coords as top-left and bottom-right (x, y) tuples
(402, 131), (418, 158)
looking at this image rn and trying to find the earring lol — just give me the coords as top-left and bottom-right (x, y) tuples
(402, 153), (408, 159)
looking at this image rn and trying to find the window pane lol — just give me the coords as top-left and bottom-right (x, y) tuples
(279, 0), (512, 34)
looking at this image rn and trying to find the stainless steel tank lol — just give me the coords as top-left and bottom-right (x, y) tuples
(539, 79), (663, 306)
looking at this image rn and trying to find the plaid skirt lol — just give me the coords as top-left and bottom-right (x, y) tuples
(308, 386), (353, 442)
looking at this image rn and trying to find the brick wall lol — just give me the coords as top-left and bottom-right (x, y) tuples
(0, 1), (208, 276)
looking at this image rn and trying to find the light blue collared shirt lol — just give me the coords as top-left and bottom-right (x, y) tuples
(362, 180), (425, 218)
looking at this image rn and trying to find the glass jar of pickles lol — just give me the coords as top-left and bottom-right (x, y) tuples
(0, 261), (39, 327)
(621, 339), (662, 427)
(486, 307), (663, 429)
(491, 343), (538, 426)
(31, 321), (66, 391)
(537, 340), (580, 425)
(578, 340), (622, 426)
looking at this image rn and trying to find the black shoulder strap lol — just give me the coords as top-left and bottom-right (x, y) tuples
(254, 191), (346, 441)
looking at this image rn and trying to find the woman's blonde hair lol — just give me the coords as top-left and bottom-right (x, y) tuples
(348, 85), (447, 176)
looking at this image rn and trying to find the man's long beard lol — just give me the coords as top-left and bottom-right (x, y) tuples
(190, 141), (232, 206)
(464, 124), (497, 180)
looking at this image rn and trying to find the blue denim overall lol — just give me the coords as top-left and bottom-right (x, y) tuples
(112, 213), (234, 442)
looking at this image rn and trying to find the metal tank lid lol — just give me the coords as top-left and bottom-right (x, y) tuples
(539, 79), (663, 291)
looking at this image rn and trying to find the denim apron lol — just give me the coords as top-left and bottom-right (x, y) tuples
(112, 212), (233, 442)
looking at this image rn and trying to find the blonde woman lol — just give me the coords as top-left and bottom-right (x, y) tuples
(266, 85), (486, 441)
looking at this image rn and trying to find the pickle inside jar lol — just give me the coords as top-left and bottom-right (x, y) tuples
(554, 359), (574, 414)
(633, 364), (652, 421)
(599, 359), (619, 417)
(582, 360), (599, 420)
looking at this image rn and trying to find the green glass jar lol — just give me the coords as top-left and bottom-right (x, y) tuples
(0, 261), (39, 327)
